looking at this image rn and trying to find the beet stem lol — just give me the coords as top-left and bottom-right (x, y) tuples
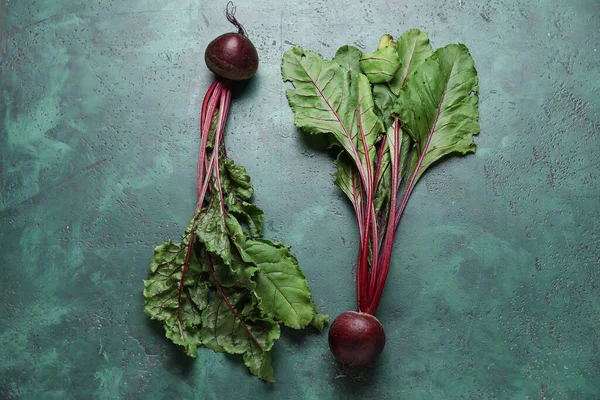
(356, 89), (377, 312)
(200, 80), (218, 131)
(199, 82), (217, 192)
(197, 81), (223, 203)
(176, 81), (222, 335)
(366, 116), (401, 314)
(351, 171), (364, 236)
(176, 79), (233, 339)
(195, 81), (232, 211)
(211, 82), (233, 235)
(199, 83), (262, 348)
(177, 91), (218, 334)
(197, 81), (263, 350)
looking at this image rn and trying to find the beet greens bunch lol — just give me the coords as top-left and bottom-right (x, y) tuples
(283, 30), (480, 366)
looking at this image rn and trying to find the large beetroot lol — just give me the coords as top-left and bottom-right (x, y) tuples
(283, 30), (480, 366)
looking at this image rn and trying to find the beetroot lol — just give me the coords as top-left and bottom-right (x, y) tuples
(204, 4), (258, 80)
(205, 33), (258, 80)
(328, 311), (386, 367)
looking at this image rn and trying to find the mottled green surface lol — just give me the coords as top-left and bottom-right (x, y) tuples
(1, 0), (599, 398)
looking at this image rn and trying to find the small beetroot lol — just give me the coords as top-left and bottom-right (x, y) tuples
(328, 311), (386, 367)
(204, 4), (258, 80)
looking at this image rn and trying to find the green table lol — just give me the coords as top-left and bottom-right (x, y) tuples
(1, 0), (599, 398)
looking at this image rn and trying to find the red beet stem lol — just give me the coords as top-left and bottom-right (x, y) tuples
(196, 80), (232, 211)
(176, 79), (232, 336)
(366, 116), (401, 314)
(200, 84), (263, 350)
(210, 83), (232, 238)
(197, 81), (223, 203)
(367, 135), (389, 300)
(356, 108), (377, 312)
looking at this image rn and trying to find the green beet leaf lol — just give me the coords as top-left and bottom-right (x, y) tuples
(282, 30), (480, 319)
(282, 46), (384, 184)
(360, 46), (401, 84)
(145, 152), (325, 381)
(333, 151), (362, 215)
(373, 83), (397, 129)
(309, 311), (330, 331)
(225, 159), (255, 202)
(353, 73), (384, 177)
(394, 43), (480, 185)
(389, 29), (433, 96)
(225, 192), (264, 238)
(143, 228), (209, 357)
(244, 347), (275, 382)
(281, 46), (353, 148)
(200, 290), (280, 382)
(332, 45), (362, 80)
(225, 215), (328, 329)
(370, 30), (433, 129)
(201, 245), (257, 290)
(244, 238), (324, 329)
(195, 195), (232, 265)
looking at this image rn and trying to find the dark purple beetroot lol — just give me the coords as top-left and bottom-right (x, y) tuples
(328, 311), (386, 367)
(204, 27), (258, 80)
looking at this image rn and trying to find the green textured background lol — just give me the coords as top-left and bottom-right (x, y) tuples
(1, 0), (599, 398)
